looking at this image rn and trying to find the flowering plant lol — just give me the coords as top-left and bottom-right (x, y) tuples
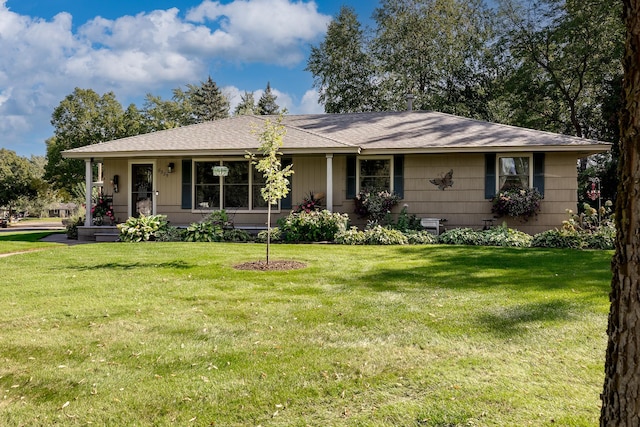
(293, 191), (324, 213)
(91, 197), (115, 224)
(491, 188), (542, 222)
(354, 189), (401, 222)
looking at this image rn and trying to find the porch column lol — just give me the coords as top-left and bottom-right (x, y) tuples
(326, 154), (333, 212)
(85, 159), (92, 227)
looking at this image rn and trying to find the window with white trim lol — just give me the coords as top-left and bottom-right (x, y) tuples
(194, 160), (269, 211)
(497, 155), (532, 191)
(358, 157), (393, 192)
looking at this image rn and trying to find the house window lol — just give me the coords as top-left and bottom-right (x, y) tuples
(358, 157), (393, 191)
(194, 160), (272, 211)
(498, 155), (531, 191)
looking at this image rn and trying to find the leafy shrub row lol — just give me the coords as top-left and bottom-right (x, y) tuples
(115, 204), (615, 250)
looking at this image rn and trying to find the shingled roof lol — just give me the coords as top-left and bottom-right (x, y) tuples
(63, 111), (611, 159)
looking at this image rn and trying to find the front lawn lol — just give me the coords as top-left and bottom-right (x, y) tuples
(0, 242), (612, 426)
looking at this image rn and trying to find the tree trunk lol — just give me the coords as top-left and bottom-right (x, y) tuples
(600, 0), (640, 424)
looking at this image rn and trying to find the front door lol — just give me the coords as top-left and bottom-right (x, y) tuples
(131, 163), (154, 217)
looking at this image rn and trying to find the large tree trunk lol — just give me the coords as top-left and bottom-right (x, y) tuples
(600, 0), (640, 424)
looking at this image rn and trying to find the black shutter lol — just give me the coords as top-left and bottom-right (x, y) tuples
(346, 155), (356, 199)
(485, 153), (496, 199)
(181, 159), (192, 209)
(281, 157), (293, 209)
(533, 153), (545, 197)
(393, 155), (404, 198)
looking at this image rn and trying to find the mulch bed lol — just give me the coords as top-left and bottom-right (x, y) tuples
(234, 260), (307, 271)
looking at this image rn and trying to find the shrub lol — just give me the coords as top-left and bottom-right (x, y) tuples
(277, 210), (349, 242)
(155, 226), (187, 242)
(256, 227), (281, 243)
(363, 225), (408, 245)
(481, 224), (533, 247)
(184, 222), (223, 242)
(491, 188), (542, 222)
(531, 229), (585, 249)
(438, 228), (484, 246)
(392, 205), (423, 232)
(354, 189), (401, 222)
(222, 229), (253, 242)
(65, 215), (85, 240)
(118, 214), (169, 242)
(405, 230), (437, 245)
(334, 227), (366, 245)
(184, 210), (233, 242)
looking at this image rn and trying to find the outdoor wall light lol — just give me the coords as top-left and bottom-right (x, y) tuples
(168, 162), (175, 173)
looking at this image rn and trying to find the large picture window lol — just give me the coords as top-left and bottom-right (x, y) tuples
(358, 157), (392, 191)
(498, 155), (531, 191)
(194, 160), (270, 211)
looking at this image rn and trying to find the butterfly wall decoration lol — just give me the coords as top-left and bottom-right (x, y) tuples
(429, 169), (454, 190)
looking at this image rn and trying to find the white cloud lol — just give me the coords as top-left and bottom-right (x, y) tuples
(186, 0), (330, 65)
(299, 89), (323, 114)
(0, 0), (330, 155)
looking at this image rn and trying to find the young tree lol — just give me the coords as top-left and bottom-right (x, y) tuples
(600, 0), (640, 423)
(306, 6), (379, 113)
(248, 115), (294, 264)
(234, 91), (258, 115)
(257, 82), (280, 115)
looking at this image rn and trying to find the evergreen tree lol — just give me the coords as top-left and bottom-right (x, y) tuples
(234, 91), (258, 115)
(257, 82), (280, 115)
(187, 76), (229, 122)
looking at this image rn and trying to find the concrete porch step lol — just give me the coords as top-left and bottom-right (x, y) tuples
(95, 232), (119, 242)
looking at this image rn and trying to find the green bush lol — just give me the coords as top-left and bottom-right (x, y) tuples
(117, 214), (169, 242)
(184, 221), (222, 242)
(405, 230), (438, 245)
(256, 227), (281, 243)
(363, 225), (408, 245)
(277, 210), (349, 242)
(481, 224), (533, 247)
(222, 229), (253, 242)
(155, 226), (186, 242)
(531, 229), (585, 249)
(184, 210), (233, 242)
(65, 215), (85, 240)
(392, 205), (423, 232)
(438, 228), (484, 246)
(334, 227), (366, 245)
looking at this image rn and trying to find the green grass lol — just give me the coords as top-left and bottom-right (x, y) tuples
(0, 231), (63, 254)
(0, 241), (612, 426)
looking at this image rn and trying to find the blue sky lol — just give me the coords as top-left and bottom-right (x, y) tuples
(0, 0), (380, 157)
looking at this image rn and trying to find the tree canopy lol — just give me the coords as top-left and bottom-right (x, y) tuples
(257, 82), (280, 115)
(0, 149), (39, 212)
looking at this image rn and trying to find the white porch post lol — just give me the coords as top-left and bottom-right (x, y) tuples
(85, 159), (93, 227)
(326, 154), (333, 212)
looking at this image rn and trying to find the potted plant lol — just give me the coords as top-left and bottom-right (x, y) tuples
(491, 188), (542, 222)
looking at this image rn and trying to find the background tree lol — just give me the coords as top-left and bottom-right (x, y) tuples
(141, 90), (194, 131)
(234, 91), (258, 115)
(306, 6), (379, 113)
(257, 82), (280, 115)
(44, 88), (137, 194)
(248, 115), (294, 264)
(600, 0), (640, 423)
(371, 0), (495, 116)
(0, 149), (38, 217)
(186, 76), (230, 121)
